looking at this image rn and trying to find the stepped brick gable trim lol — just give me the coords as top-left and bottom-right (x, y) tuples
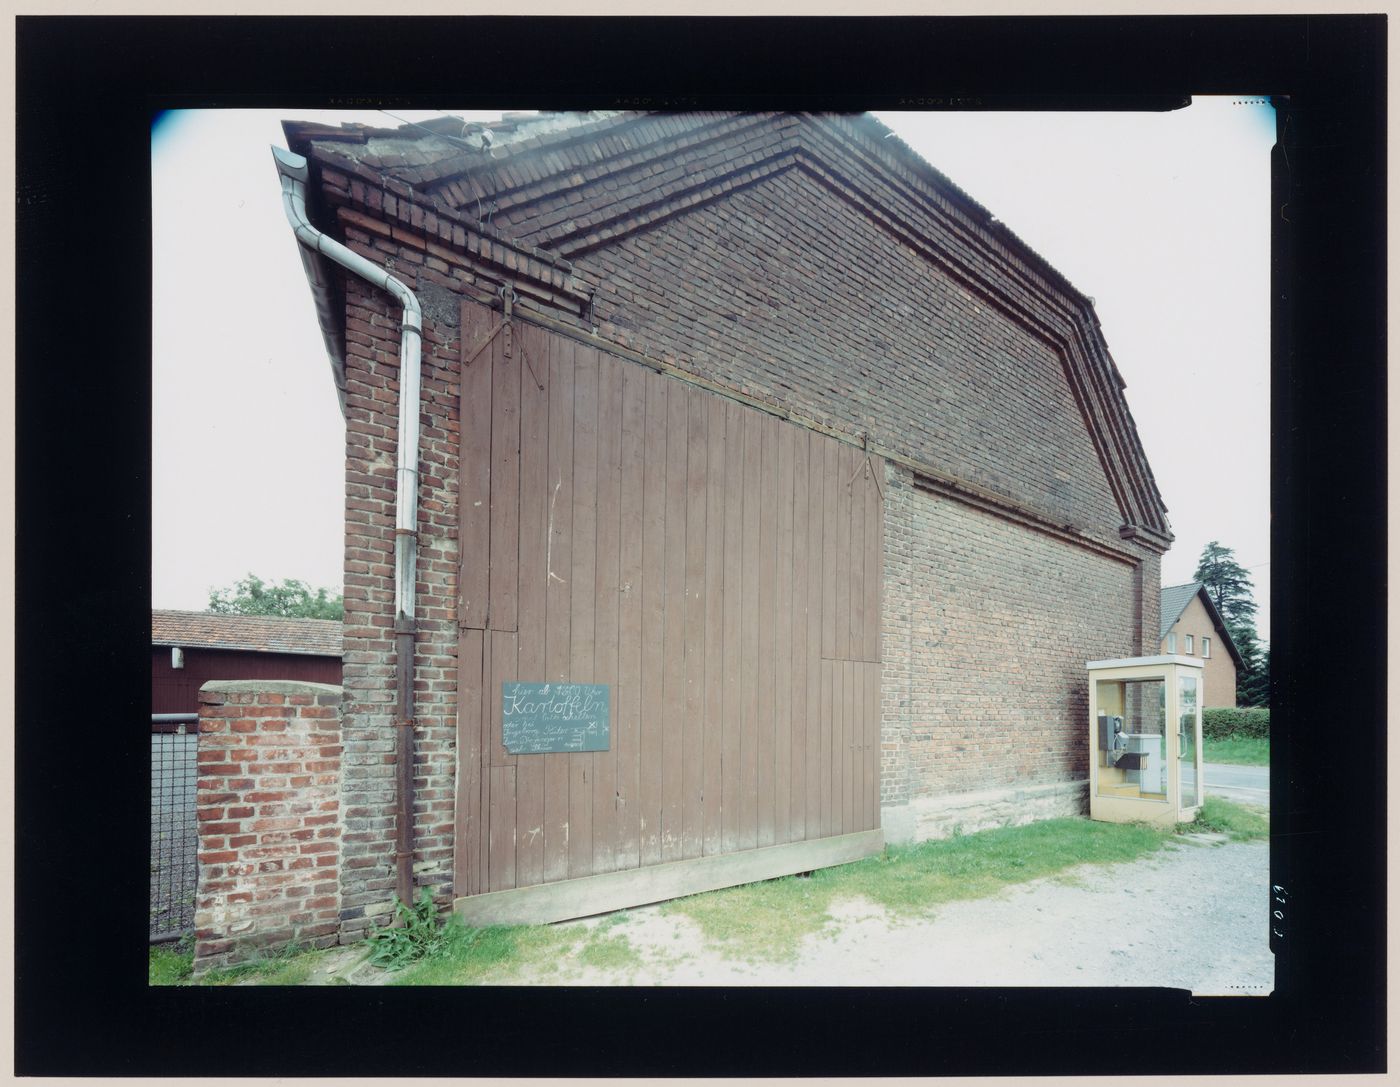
(287, 111), (1169, 547)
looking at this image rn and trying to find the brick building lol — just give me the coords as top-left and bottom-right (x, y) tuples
(273, 110), (1172, 936)
(152, 609), (343, 716)
(1158, 583), (1242, 708)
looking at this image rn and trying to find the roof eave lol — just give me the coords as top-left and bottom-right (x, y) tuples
(1194, 587), (1248, 670)
(281, 120), (352, 418)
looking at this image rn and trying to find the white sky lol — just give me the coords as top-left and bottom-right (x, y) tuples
(152, 100), (1274, 641)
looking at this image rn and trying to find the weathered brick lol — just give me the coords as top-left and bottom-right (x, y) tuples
(192, 682), (344, 974)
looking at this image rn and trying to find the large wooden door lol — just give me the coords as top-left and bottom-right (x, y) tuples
(454, 298), (883, 915)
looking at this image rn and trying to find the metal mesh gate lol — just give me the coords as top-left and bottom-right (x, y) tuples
(150, 715), (199, 942)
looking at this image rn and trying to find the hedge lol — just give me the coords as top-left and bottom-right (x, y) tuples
(1202, 707), (1270, 740)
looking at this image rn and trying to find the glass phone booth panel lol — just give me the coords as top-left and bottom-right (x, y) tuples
(1178, 673), (1201, 808)
(1087, 656), (1206, 826)
(1094, 678), (1167, 802)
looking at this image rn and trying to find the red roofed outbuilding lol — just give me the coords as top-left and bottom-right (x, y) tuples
(151, 609), (342, 716)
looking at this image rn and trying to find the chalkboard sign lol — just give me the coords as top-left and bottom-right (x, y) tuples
(501, 682), (610, 754)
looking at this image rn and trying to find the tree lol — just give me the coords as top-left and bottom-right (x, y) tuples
(1193, 541), (1267, 706)
(1193, 541), (1258, 627)
(1228, 620), (1269, 708)
(207, 574), (343, 620)
(1238, 644), (1270, 708)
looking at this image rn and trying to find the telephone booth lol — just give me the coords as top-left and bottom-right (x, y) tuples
(1087, 655), (1205, 826)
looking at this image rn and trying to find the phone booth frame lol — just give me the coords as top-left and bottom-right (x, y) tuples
(1087, 655), (1205, 826)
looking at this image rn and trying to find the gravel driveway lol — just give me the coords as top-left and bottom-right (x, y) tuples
(524, 836), (1273, 994)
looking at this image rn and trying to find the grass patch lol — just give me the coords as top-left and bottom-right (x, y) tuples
(1204, 736), (1269, 766)
(157, 811), (1265, 984)
(577, 931), (644, 972)
(389, 910), (644, 985)
(1189, 795), (1269, 841)
(663, 817), (1172, 962)
(148, 943), (193, 985)
(194, 943), (331, 986)
(390, 916), (584, 985)
(662, 870), (841, 962)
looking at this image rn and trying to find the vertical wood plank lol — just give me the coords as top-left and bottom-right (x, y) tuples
(485, 627), (517, 769)
(789, 430), (809, 842)
(513, 321), (550, 887)
(832, 658), (845, 836)
(568, 346), (599, 880)
(487, 632), (518, 888)
(660, 380), (688, 863)
(835, 445), (853, 663)
(806, 432), (824, 839)
(843, 658), (855, 834)
(592, 355), (622, 874)
(852, 660), (865, 832)
(774, 422), (794, 845)
(739, 409), (762, 851)
(848, 458), (865, 661)
(822, 439), (839, 660)
(477, 638), (490, 895)
(639, 371), (668, 867)
(867, 661), (880, 830)
(458, 300), (494, 630)
(819, 659), (833, 838)
(866, 457), (883, 664)
(756, 417), (777, 849)
(720, 400), (744, 854)
(681, 387), (708, 861)
(616, 363), (647, 872)
(453, 629), (485, 898)
(542, 336), (574, 884)
(487, 764), (517, 893)
(488, 303), (520, 632)
(702, 395), (726, 856)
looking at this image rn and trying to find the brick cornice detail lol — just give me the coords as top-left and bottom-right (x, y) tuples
(308, 113), (1170, 536)
(312, 154), (591, 315)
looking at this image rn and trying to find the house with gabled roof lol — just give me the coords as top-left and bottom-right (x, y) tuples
(151, 609), (342, 716)
(267, 109), (1173, 934)
(1158, 583), (1243, 708)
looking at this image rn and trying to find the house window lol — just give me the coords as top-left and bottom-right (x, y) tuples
(1203, 637), (1211, 658)
(1185, 634), (1194, 654)
(1167, 633), (1177, 653)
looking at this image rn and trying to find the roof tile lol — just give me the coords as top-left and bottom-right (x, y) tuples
(152, 609), (342, 657)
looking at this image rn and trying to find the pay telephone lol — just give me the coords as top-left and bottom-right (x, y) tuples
(1099, 713), (1147, 770)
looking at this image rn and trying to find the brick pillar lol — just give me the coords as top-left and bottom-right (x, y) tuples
(1134, 548), (1162, 657)
(192, 680), (343, 974)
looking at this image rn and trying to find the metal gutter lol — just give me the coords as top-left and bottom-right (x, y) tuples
(272, 144), (422, 913)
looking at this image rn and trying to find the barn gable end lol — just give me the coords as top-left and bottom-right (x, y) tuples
(280, 110), (1172, 934)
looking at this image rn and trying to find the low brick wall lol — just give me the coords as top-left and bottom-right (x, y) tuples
(192, 680), (343, 974)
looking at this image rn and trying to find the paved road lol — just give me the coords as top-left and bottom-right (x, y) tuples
(1204, 762), (1269, 806)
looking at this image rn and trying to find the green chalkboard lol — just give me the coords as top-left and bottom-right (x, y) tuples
(501, 682), (610, 754)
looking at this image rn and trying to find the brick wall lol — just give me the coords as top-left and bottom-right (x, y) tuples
(337, 252), (466, 942)
(572, 168), (1124, 537)
(878, 465), (1155, 825)
(192, 680), (343, 973)
(301, 113), (1171, 914)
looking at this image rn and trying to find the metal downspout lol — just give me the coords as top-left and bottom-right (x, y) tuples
(272, 145), (422, 912)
